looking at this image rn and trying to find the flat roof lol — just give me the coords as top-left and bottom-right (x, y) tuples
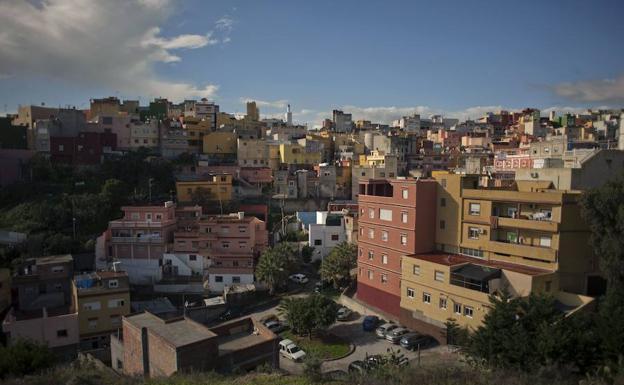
(36, 254), (73, 265)
(217, 332), (268, 357)
(405, 253), (551, 276)
(125, 312), (216, 348)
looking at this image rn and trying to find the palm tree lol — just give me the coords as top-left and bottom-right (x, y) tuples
(256, 248), (288, 295)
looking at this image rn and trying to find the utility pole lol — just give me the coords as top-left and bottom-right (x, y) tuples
(148, 178), (154, 203)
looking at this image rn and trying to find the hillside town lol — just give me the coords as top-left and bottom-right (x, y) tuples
(1, 96), (623, 381)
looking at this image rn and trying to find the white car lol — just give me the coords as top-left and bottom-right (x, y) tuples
(279, 339), (306, 361)
(289, 274), (309, 284)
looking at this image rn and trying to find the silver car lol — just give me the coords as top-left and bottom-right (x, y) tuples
(375, 323), (398, 338)
(385, 327), (410, 343)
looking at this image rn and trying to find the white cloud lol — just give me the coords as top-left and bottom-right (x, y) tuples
(552, 74), (624, 103)
(239, 97), (289, 109)
(0, 0), (232, 101)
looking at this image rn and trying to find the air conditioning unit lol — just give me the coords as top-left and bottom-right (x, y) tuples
(530, 172), (539, 178)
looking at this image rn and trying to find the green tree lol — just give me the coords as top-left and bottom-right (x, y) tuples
(256, 243), (298, 295)
(580, 176), (624, 365)
(319, 242), (357, 289)
(278, 294), (338, 338)
(0, 340), (56, 379)
(444, 318), (469, 346)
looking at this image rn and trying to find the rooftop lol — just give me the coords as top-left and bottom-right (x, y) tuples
(406, 253), (551, 276)
(35, 254), (73, 265)
(125, 312), (216, 348)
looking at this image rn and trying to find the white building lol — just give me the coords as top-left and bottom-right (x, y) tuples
(308, 211), (347, 261)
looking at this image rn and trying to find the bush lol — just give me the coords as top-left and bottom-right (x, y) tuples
(0, 340), (56, 379)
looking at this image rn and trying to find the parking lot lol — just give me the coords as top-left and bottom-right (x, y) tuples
(277, 311), (449, 374)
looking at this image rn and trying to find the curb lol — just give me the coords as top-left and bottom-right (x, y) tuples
(322, 342), (356, 362)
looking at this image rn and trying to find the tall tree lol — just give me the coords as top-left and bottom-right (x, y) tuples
(320, 242), (357, 288)
(278, 294), (338, 338)
(255, 243), (298, 295)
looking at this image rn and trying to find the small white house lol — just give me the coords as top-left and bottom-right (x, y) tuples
(308, 211), (347, 261)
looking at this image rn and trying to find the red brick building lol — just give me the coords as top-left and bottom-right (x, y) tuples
(356, 178), (436, 317)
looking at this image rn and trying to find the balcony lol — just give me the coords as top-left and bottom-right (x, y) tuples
(109, 219), (175, 229)
(494, 216), (559, 232)
(488, 240), (556, 262)
(111, 236), (164, 244)
(450, 263), (502, 294)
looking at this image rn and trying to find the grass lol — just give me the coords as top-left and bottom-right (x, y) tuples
(281, 330), (351, 360)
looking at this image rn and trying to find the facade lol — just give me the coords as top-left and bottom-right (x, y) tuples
(356, 178), (437, 317)
(202, 132), (237, 161)
(111, 312), (278, 377)
(308, 211), (348, 261)
(175, 174), (233, 203)
(2, 255), (79, 359)
(351, 153), (398, 200)
(102, 202), (178, 284)
(278, 143), (322, 165)
(72, 271), (131, 350)
(129, 120), (159, 149)
(50, 132), (116, 165)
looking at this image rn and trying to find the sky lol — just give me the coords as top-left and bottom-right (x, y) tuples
(1, 0), (623, 126)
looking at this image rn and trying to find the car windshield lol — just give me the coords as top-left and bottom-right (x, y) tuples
(289, 346), (301, 353)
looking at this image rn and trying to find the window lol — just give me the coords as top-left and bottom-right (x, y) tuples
(464, 306), (474, 318)
(400, 234), (407, 245)
(460, 247), (484, 258)
(359, 248), (363, 257)
(434, 271), (445, 282)
(413, 265), (420, 275)
(131, 213), (140, 220)
(440, 220), (446, 230)
(215, 276), (223, 283)
(441, 179), (447, 188)
(468, 227), (480, 239)
(331, 234), (339, 241)
(83, 302), (101, 311)
(116, 359), (123, 370)
(368, 251), (374, 260)
(314, 239), (322, 246)
(401, 212), (408, 223)
(368, 208), (375, 219)
(439, 297), (447, 309)
(368, 229), (375, 239)
(379, 208), (392, 221)
(146, 213), (152, 220)
(222, 242), (230, 249)
(232, 276), (241, 284)
(381, 254), (388, 265)
(380, 274), (387, 284)
(454, 303), (462, 314)
(57, 329), (68, 337)
(233, 261), (239, 267)
(239, 241), (247, 248)
(440, 198), (446, 207)
(108, 280), (119, 288)
(58, 144), (64, 152)
(108, 299), (125, 308)
(221, 226), (230, 234)
(381, 230), (388, 242)
(189, 254), (197, 261)
(88, 318), (98, 329)
(368, 270), (373, 280)
(155, 214), (163, 221)
(402, 189), (408, 199)
(238, 226), (247, 233)
(539, 236), (552, 248)
(52, 266), (64, 273)
(407, 287), (415, 298)
(469, 203), (481, 216)
(110, 315), (121, 327)
(423, 292), (431, 304)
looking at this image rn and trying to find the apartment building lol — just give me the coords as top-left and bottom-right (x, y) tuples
(111, 312), (278, 377)
(308, 211), (348, 261)
(202, 132), (237, 161)
(351, 152), (398, 200)
(72, 271), (131, 350)
(278, 143), (322, 165)
(129, 120), (159, 149)
(394, 172), (598, 339)
(172, 212), (268, 293)
(175, 174), (233, 203)
(2, 255), (79, 359)
(102, 202), (178, 284)
(356, 178), (437, 316)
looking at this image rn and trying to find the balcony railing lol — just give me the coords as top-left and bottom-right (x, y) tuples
(450, 274), (490, 293)
(111, 236), (164, 243)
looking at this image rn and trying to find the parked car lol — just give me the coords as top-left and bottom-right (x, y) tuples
(336, 306), (353, 321)
(362, 315), (380, 331)
(375, 323), (398, 338)
(348, 360), (368, 373)
(218, 307), (243, 321)
(289, 273), (309, 284)
(264, 320), (287, 334)
(279, 339), (306, 361)
(386, 327), (411, 343)
(400, 333), (436, 350)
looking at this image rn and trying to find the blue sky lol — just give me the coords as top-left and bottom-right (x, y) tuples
(1, 0), (623, 124)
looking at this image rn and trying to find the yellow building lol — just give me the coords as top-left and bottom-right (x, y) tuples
(184, 117), (213, 151)
(0, 268), (10, 314)
(176, 174), (233, 202)
(398, 171), (598, 337)
(202, 132), (237, 156)
(72, 271), (131, 349)
(278, 143), (321, 165)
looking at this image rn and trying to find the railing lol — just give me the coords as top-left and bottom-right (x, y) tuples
(110, 236), (164, 243)
(450, 274), (489, 293)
